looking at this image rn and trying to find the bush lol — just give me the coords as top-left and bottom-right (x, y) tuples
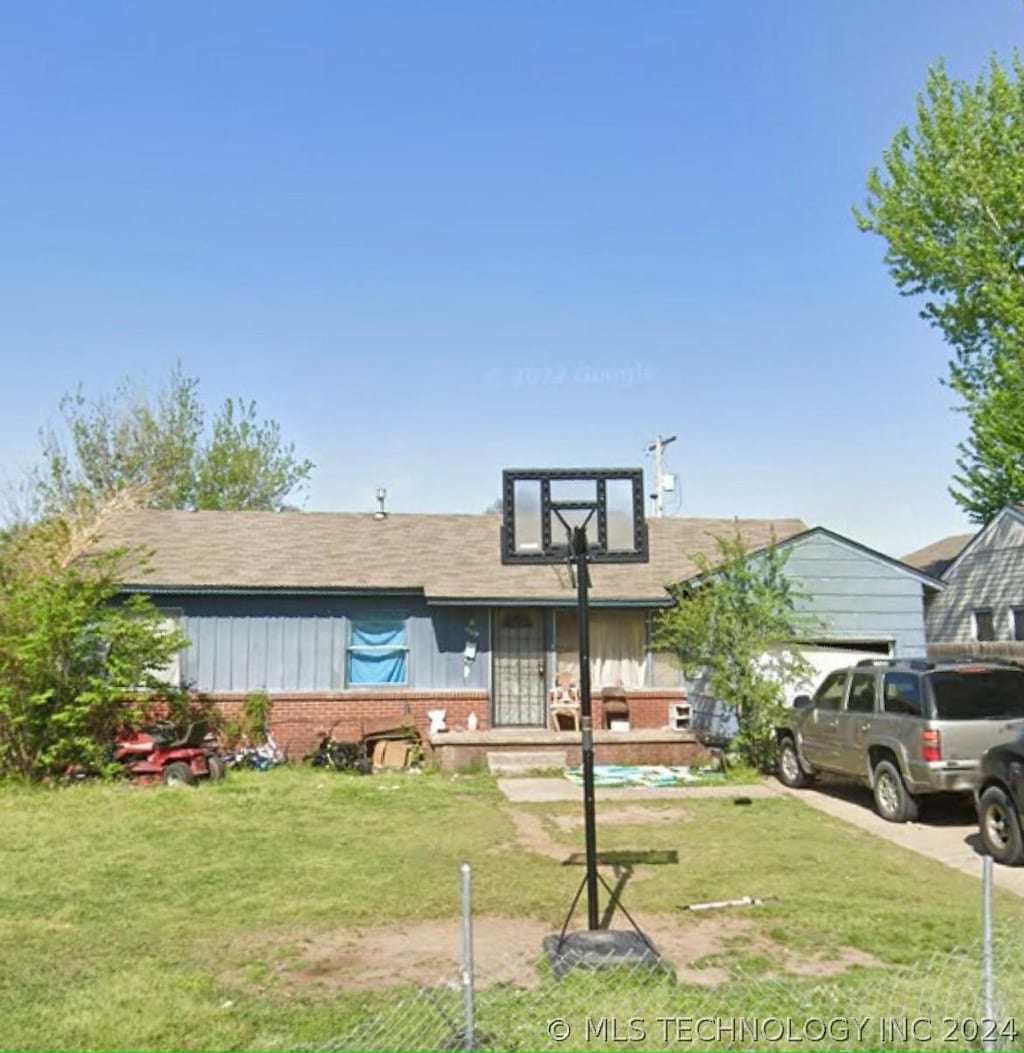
(655, 531), (815, 771)
(221, 691), (274, 747)
(0, 514), (187, 780)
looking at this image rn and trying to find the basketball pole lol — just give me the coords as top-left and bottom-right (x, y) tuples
(572, 524), (600, 931)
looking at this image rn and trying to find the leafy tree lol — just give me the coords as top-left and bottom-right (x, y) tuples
(949, 350), (1024, 523)
(194, 399), (312, 511)
(655, 531), (814, 771)
(37, 365), (313, 515)
(0, 505), (187, 780)
(855, 54), (1024, 522)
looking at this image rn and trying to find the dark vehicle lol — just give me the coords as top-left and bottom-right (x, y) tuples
(776, 658), (1024, 822)
(976, 742), (1024, 865)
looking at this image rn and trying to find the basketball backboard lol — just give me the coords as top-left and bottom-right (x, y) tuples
(500, 468), (648, 564)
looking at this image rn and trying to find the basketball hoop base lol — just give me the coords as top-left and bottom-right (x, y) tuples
(542, 930), (667, 979)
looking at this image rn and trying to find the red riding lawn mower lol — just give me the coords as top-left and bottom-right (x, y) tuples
(111, 719), (225, 786)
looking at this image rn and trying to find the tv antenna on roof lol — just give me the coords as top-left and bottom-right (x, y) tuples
(645, 434), (677, 517)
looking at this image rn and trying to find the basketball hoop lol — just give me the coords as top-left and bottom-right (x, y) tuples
(501, 468), (659, 969)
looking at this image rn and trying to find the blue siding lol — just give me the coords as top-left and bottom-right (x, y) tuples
(783, 535), (928, 657)
(168, 594), (490, 692)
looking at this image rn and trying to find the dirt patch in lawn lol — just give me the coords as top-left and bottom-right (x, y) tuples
(501, 808), (567, 861)
(500, 805), (690, 863)
(288, 916), (551, 990)
(240, 913), (883, 994)
(550, 804), (691, 832)
(234, 810), (880, 994)
(638, 913), (883, 984)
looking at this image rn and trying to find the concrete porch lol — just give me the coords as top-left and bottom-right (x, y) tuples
(427, 726), (707, 772)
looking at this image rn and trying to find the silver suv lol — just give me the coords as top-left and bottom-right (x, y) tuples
(775, 658), (1024, 822)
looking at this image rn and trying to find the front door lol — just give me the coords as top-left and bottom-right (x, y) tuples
(492, 608), (546, 726)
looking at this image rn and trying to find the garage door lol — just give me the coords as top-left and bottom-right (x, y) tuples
(786, 643), (894, 704)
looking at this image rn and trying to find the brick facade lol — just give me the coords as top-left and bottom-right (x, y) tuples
(209, 690), (490, 758)
(204, 687), (686, 762)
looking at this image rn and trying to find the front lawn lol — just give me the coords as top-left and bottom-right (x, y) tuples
(0, 768), (1020, 1050)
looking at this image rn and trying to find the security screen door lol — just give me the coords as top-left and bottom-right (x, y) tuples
(492, 608), (546, 726)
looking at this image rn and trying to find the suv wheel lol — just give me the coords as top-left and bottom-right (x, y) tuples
(978, 786), (1024, 865)
(777, 737), (812, 788)
(872, 759), (918, 823)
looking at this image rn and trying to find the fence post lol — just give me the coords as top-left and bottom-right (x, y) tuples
(460, 862), (475, 1052)
(982, 853), (994, 1052)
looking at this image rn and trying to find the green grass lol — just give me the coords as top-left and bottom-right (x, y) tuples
(0, 767), (1020, 1050)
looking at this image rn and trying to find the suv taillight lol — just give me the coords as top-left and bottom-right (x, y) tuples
(920, 728), (942, 763)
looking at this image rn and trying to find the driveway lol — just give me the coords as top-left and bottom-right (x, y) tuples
(774, 778), (1024, 899)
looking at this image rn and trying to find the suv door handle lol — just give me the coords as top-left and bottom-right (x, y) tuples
(859, 722), (871, 732)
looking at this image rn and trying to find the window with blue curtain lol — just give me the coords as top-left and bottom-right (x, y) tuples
(347, 617), (408, 685)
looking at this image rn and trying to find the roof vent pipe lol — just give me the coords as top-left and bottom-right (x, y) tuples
(374, 487), (388, 520)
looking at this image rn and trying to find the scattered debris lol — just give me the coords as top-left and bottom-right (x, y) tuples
(680, 895), (776, 912)
(564, 764), (725, 788)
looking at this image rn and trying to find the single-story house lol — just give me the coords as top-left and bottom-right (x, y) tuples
(97, 508), (803, 760)
(95, 509), (943, 764)
(678, 526), (946, 706)
(903, 506), (1024, 661)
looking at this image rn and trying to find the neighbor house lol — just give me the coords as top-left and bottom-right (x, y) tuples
(677, 526), (945, 707)
(903, 506), (1024, 661)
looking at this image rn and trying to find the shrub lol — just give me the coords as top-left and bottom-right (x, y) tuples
(0, 514), (186, 780)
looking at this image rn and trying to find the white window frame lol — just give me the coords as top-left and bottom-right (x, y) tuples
(149, 607), (184, 688)
(345, 613), (410, 687)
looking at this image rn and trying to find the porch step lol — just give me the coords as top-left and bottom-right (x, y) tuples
(486, 750), (568, 775)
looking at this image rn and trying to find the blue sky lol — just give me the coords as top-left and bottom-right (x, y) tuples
(2, 1), (1022, 557)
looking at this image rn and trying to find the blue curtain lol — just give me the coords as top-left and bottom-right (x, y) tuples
(350, 622), (406, 649)
(348, 619), (407, 684)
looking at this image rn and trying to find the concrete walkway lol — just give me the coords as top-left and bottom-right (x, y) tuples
(496, 774), (1024, 898)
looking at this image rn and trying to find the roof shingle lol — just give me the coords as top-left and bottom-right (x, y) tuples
(901, 531), (976, 579)
(96, 509), (809, 603)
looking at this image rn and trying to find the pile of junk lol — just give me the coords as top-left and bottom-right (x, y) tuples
(307, 718), (423, 774)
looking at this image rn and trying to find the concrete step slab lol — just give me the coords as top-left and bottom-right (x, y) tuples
(486, 750), (567, 775)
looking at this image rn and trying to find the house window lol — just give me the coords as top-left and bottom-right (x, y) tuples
(973, 609), (995, 642)
(1012, 608), (1024, 642)
(347, 617), (408, 685)
(555, 609), (646, 689)
(149, 608), (184, 687)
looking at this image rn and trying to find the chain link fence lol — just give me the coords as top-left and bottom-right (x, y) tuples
(306, 862), (1024, 1052)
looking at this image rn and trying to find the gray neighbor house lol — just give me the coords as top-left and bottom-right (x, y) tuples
(903, 505), (1024, 661)
(98, 508), (942, 768)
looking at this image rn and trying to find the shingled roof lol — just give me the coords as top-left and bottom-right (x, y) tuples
(96, 509), (808, 604)
(901, 531), (976, 579)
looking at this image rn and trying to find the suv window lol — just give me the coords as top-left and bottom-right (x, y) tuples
(814, 671), (847, 711)
(846, 671), (876, 714)
(929, 668), (1024, 720)
(883, 672), (923, 716)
